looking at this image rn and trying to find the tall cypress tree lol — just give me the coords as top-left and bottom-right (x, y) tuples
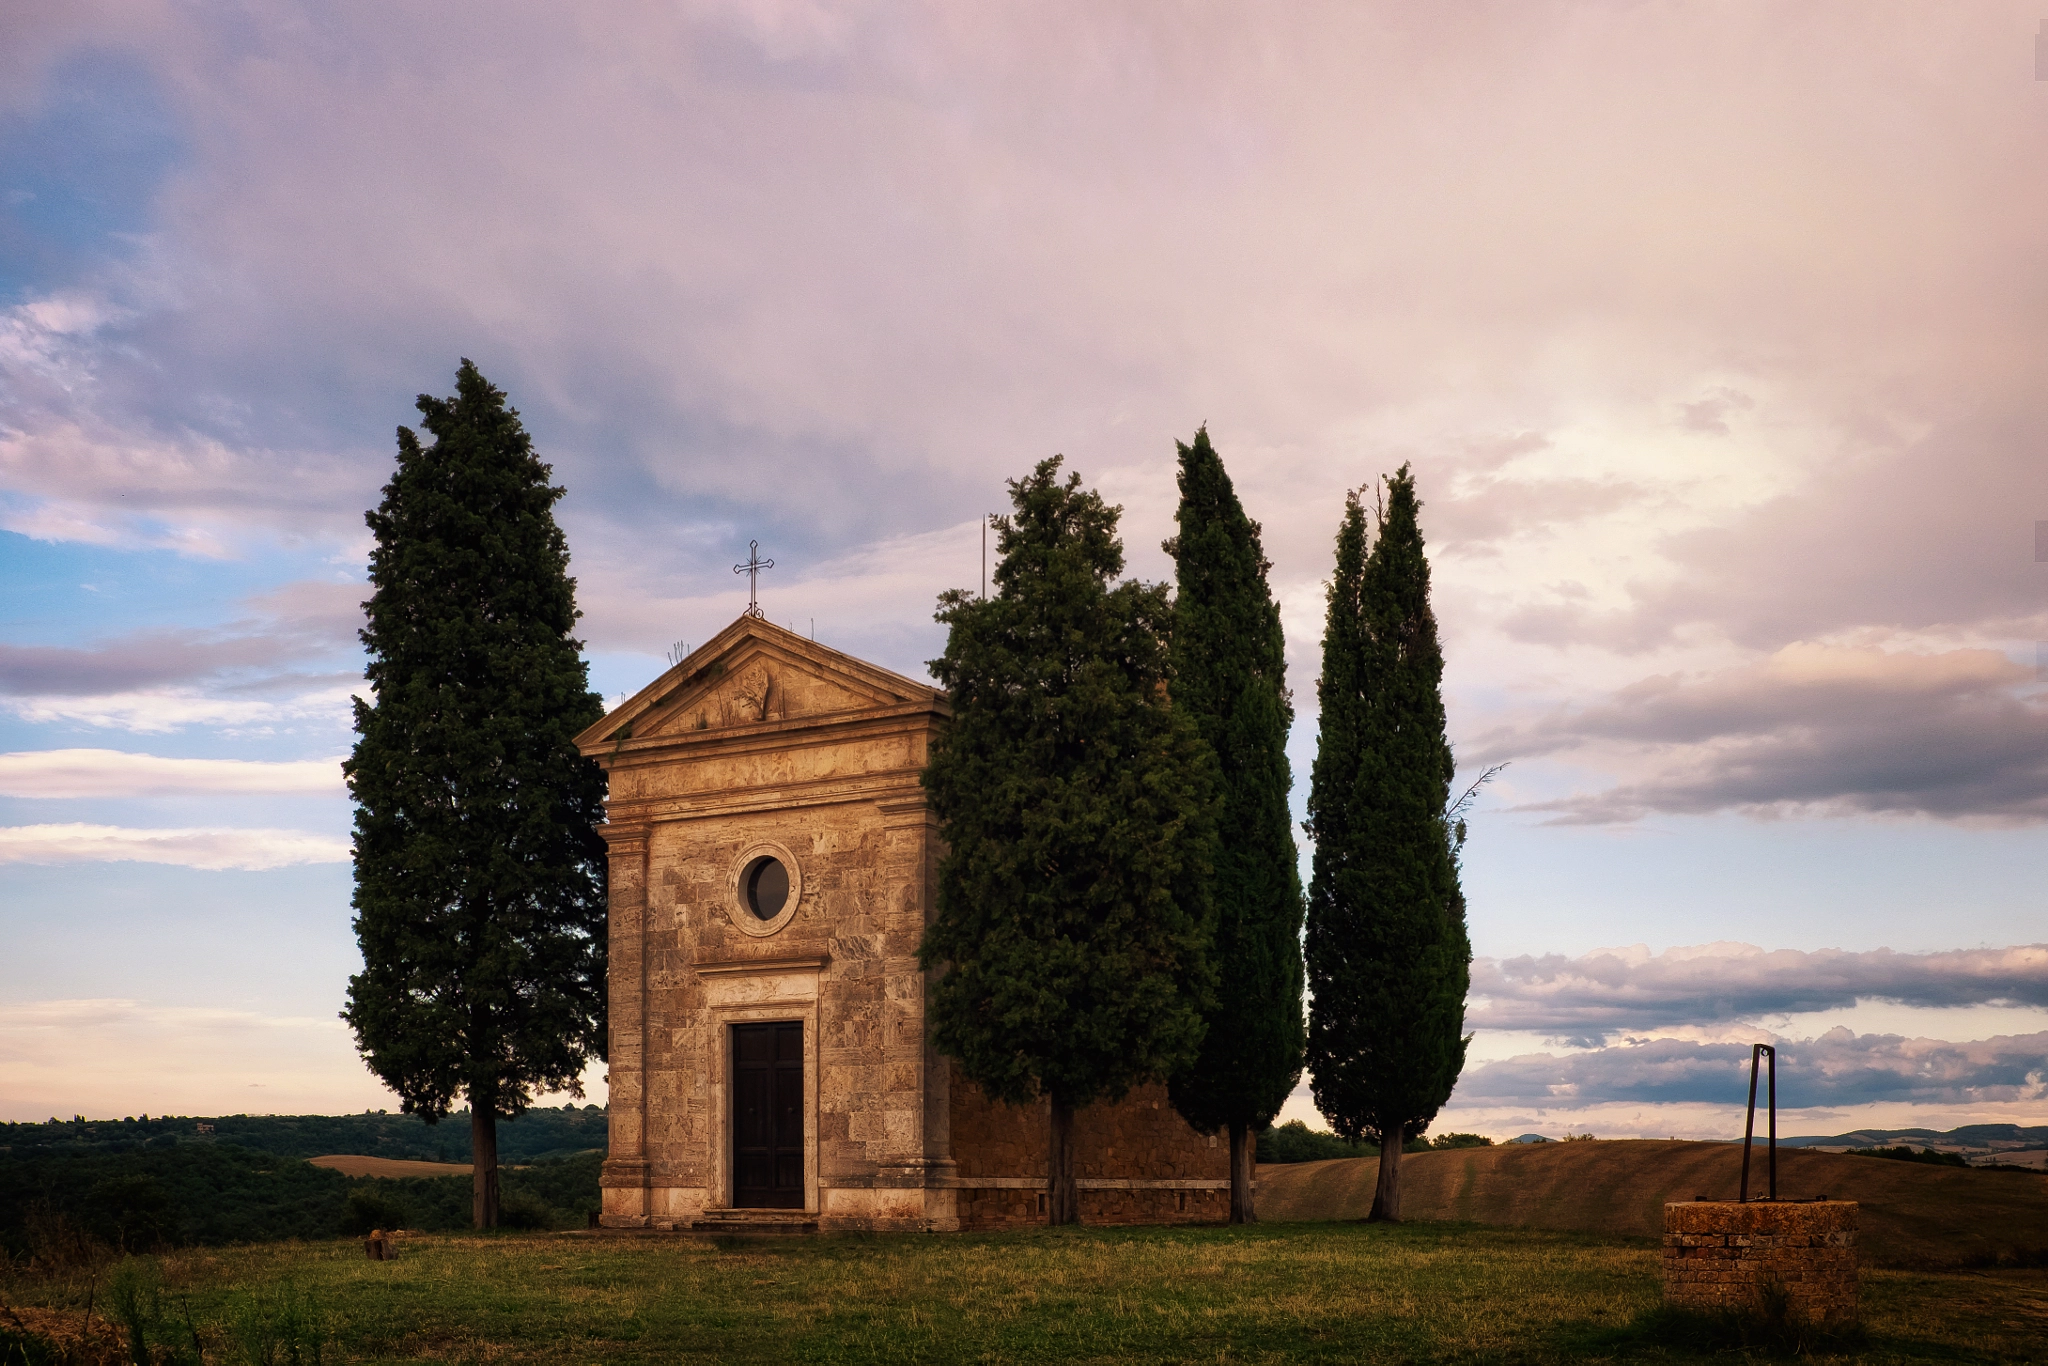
(1303, 465), (1470, 1222)
(343, 360), (609, 1230)
(919, 456), (1219, 1225)
(1162, 428), (1305, 1225)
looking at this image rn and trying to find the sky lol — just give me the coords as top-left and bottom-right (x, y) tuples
(2, 0), (2045, 1143)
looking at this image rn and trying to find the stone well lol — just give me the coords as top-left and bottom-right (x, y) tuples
(1663, 1200), (1859, 1323)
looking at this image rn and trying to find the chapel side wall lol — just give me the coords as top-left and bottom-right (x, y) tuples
(948, 1068), (1230, 1228)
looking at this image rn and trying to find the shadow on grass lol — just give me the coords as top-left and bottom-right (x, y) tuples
(1561, 1287), (2037, 1364)
(1579, 1299), (1869, 1358)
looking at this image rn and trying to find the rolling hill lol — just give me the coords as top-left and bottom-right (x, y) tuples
(1255, 1139), (2048, 1267)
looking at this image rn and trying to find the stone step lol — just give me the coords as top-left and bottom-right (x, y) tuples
(689, 1209), (820, 1235)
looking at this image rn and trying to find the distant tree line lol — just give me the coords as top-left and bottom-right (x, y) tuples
(0, 1107), (607, 1164)
(1848, 1145), (1969, 1169)
(0, 1146), (602, 1258)
(1253, 1121), (1495, 1164)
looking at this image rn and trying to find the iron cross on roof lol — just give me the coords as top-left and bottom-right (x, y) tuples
(734, 540), (775, 618)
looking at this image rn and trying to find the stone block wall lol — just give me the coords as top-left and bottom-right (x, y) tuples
(1663, 1201), (1859, 1323)
(587, 621), (1242, 1234)
(950, 1072), (1231, 1229)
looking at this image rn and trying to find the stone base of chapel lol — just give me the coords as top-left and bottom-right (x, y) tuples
(596, 1079), (1235, 1233)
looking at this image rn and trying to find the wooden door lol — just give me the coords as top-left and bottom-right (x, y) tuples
(732, 1021), (804, 1208)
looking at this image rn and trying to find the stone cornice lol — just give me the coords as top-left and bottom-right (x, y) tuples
(693, 955), (829, 977)
(591, 697), (947, 770)
(604, 770), (927, 827)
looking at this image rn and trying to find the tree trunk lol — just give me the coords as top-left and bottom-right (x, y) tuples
(1047, 1094), (1079, 1226)
(1229, 1121), (1257, 1225)
(471, 1106), (501, 1230)
(1368, 1132), (1402, 1223)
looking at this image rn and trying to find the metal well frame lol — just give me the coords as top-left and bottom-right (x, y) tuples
(1738, 1042), (1777, 1202)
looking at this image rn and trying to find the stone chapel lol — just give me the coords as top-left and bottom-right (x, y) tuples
(575, 614), (1229, 1231)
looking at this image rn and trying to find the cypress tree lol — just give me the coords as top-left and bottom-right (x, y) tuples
(343, 360), (609, 1230)
(919, 456), (1219, 1226)
(1162, 428), (1305, 1225)
(1303, 465), (1470, 1222)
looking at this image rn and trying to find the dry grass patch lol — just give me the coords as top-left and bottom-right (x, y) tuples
(1258, 1141), (2048, 1268)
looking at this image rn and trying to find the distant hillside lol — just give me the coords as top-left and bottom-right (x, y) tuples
(0, 1106), (606, 1164)
(1778, 1123), (2048, 1155)
(1256, 1140), (2048, 1267)
(0, 1146), (602, 1254)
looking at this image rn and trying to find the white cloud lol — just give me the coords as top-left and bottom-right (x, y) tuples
(0, 749), (344, 798)
(0, 823), (348, 869)
(2, 685), (357, 735)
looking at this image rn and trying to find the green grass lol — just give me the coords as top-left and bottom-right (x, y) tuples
(7, 1222), (2045, 1364)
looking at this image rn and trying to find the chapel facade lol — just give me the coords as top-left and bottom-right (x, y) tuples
(575, 614), (1229, 1231)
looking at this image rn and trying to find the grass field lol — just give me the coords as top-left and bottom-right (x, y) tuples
(1257, 1142), (2048, 1268)
(6, 1222), (2046, 1364)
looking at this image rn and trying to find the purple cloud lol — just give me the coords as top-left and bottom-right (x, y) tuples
(1470, 942), (2048, 1039)
(1476, 644), (2048, 823)
(1454, 1029), (2048, 1108)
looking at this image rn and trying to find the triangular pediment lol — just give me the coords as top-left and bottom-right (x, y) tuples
(575, 616), (942, 752)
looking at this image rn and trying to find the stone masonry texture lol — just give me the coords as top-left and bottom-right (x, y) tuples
(1663, 1201), (1859, 1323)
(578, 617), (1230, 1233)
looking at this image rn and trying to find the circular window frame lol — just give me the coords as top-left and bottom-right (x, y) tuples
(727, 840), (804, 938)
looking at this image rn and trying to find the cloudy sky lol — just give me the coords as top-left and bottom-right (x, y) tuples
(3, 1), (2045, 1141)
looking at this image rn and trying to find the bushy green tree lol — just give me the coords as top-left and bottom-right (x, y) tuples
(1161, 428), (1305, 1224)
(344, 360), (608, 1229)
(919, 456), (1219, 1225)
(1303, 466), (1471, 1222)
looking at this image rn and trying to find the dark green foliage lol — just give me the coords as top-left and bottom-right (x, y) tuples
(918, 458), (1219, 1219)
(0, 1106), (607, 1164)
(1, 1148), (350, 1253)
(0, 1147), (601, 1254)
(82, 1174), (174, 1252)
(1429, 1132), (1494, 1150)
(1161, 430), (1306, 1210)
(341, 1187), (410, 1236)
(344, 360), (608, 1225)
(0, 1324), (57, 1366)
(1304, 468), (1471, 1214)
(1850, 1145), (1969, 1168)
(1251, 1120), (1379, 1164)
(313, 1150), (600, 1234)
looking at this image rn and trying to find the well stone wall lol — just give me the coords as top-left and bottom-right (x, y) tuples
(1663, 1200), (1859, 1323)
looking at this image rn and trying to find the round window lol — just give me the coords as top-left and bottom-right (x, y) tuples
(743, 855), (789, 920)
